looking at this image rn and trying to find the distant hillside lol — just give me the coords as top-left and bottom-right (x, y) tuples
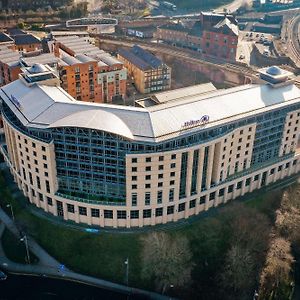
(173, 0), (232, 10)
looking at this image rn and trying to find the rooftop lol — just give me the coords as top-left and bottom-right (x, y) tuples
(11, 33), (41, 46)
(118, 45), (164, 71)
(21, 53), (58, 67)
(1, 75), (300, 142)
(0, 32), (14, 44)
(54, 36), (122, 67)
(0, 46), (20, 67)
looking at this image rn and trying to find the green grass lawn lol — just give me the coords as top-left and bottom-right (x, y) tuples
(2, 228), (38, 264)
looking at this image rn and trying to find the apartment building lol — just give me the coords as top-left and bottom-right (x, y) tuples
(117, 45), (171, 94)
(52, 36), (127, 103)
(155, 12), (239, 61)
(1, 66), (300, 228)
(201, 17), (239, 61)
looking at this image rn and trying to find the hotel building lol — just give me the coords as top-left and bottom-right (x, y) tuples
(1, 65), (300, 228)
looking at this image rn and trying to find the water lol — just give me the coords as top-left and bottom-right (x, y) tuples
(0, 272), (149, 300)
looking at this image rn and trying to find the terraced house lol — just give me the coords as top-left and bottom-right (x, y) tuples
(1, 65), (300, 228)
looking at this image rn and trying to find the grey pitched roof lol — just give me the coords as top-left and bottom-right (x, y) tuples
(12, 34), (41, 46)
(118, 45), (163, 71)
(0, 32), (14, 43)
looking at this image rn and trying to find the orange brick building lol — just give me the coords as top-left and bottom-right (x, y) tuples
(201, 18), (239, 61)
(0, 46), (21, 86)
(53, 36), (127, 103)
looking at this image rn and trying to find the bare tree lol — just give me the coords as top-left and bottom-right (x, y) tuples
(259, 236), (294, 299)
(141, 232), (193, 294)
(220, 244), (256, 299)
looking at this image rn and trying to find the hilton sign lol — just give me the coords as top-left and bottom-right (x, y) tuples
(182, 115), (210, 128)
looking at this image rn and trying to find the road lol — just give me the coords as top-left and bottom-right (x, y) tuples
(287, 14), (300, 68)
(214, 0), (252, 13)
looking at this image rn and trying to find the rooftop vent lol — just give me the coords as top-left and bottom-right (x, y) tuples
(258, 66), (293, 86)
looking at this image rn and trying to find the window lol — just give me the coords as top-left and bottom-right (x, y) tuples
(158, 173), (164, 179)
(189, 199), (196, 208)
(145, 175), (151, 180)
(240, 130), (243, 134)
(41, 146), (46, 152)
(169, 188), (174, 202)
(35, 168), (39, 173)
(170, 180), (175, 185)
(270, 168), (275, 174)
(209, 192), (216, 201)
(170, 172), (175, 177)
(42, 155), (47, 160)
(91, 208), (100, 218)
(157, 190), (163, 204)
(132, 184), (137, 189)
(132, 167), (137, 172)
(178, 203), (185, 212)
(170, 163), (176, 168)
(117, 210), (126, 219)
(43, 163), (48, 169)
(38, 192), (43, 202)
(167, 205), (174, 215)
(34, 159), (38, 165)
(29, 172), (33, 185)
(145, 192), (151, 205)
(159, 165), (164, 170)
(130, 210), (139, 219)
(79, 206), (87, 216)
(36, 176), (41, 189)
(104, 210), (113, 219)
(145, 183), (151, 189)
(237, 181), (242, 189)
(146, 157), (151, 162)
(145, 166), (151, 171)
(156, 207), (163, 217)
(131, 193), (137, 206)
(254, 174), (259, 181)
(143, 209), (151, 218)
(67, 204), (75, 213)
(45, 180), (50, 193)
(159, 156), (164, 161)
(293, 160), (297, 166)
(245, 178), (251, 186)
(228, 184), (234, 193)
(285, 162), (290, 169)
(200, 195), (206, 204)
(238, 138), (242, 143)
(44, 172), (48, 177)
(247, 135), (251, 140)
(33, 151), (37, 157)
(47, 197), (53, 206)
(131, 158), (137, 163)
(237, 146), (241, 151)
(171, 154), (176, 160)
(219, 188), (225, 197)
(132, 176), (137, 181)
(278, 165), (283, 171)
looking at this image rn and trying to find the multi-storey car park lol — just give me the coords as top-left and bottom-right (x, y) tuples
(1, 64), (300, 228)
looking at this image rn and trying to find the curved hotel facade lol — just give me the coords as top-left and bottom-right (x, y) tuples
(1, 65), (300, 228)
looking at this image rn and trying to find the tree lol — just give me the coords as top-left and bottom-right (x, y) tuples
(259, 236), (294, 300)
(141, 232), (193, 293)
(220, 245), (256, 299)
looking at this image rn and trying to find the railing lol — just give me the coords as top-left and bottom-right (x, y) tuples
(55, 192), (126, 206)
(224, 153), (294, 183)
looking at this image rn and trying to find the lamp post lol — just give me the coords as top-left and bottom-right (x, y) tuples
(125, 257), (129, 286)
(20, 235), (30, 264)
(6, 204), (14, 221)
